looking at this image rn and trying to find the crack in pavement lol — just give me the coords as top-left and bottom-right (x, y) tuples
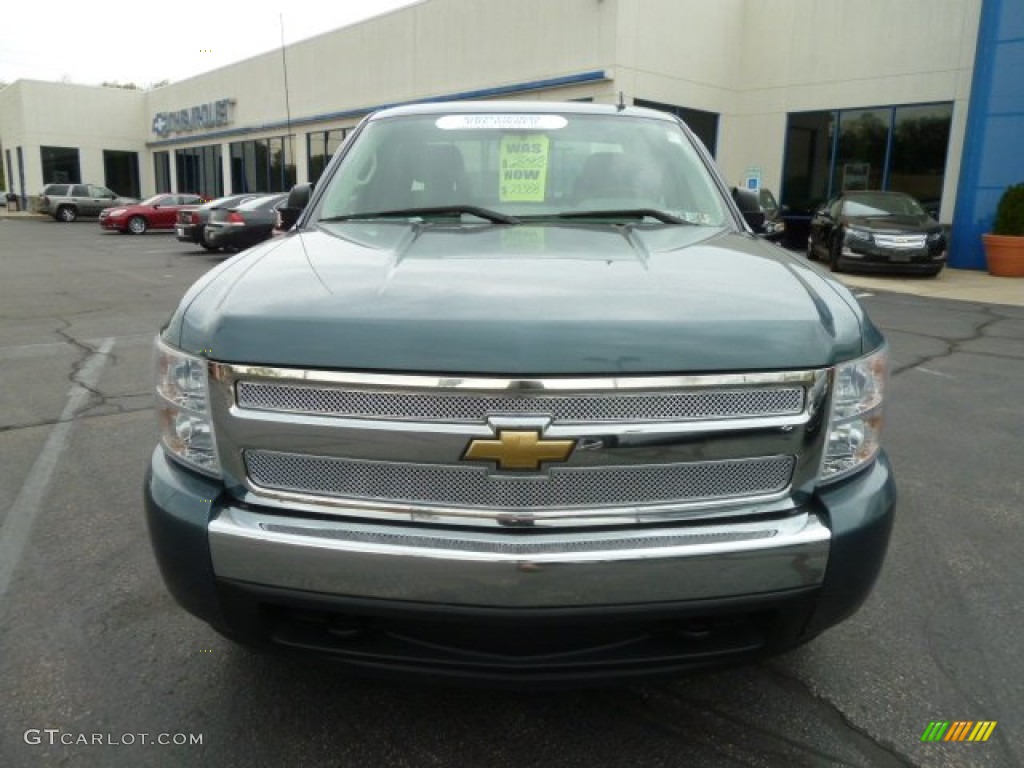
(3, 323), (151, 436)
(593, 688), (771, 767)
(614, 683), (873, 767)
(890, 305), (1005, 378)
(53, 319), (127, 418)
(761, 665), (916, 767)
(0, 406), (152, 435)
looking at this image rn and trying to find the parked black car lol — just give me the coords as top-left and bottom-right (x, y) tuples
(203, 194), (287, 251)
(731, 187), (786, 241)
(757, 188), (786, 241)
(807, 190), (946, 275)
(176, 194), (266, 250)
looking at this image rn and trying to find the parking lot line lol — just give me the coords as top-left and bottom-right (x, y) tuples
(0, 338), (115, 603)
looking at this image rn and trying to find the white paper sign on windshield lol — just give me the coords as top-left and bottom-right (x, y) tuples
(436, 115), (568, 131)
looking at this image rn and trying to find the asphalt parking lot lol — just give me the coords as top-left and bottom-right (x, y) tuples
(1, 217), (1022, 768)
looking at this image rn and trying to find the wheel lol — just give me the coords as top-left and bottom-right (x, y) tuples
(127, 216), (148, 235)
(56, 205), (78, 223)
(829, 237), (843, 272)
(199, 232), (219, 252)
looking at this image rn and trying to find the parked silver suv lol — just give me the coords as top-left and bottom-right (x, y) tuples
(38, 183), (139, 222)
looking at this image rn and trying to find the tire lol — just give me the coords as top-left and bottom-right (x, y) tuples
(829, 237), (843, 272)
(806, 235), (816, 261)
(199, 232), (219, 252)
(127, 216), (148, 235)
(56, 205), (78, 223)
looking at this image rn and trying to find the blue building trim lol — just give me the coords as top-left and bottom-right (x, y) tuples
(145, 70), (609, 149)
(951, 0), (1024, 269)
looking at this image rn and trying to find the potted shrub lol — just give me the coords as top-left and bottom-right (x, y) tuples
(982, 182), (1024, 276)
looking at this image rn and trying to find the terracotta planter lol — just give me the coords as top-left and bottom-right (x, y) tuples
(982, 233), (1024, 277)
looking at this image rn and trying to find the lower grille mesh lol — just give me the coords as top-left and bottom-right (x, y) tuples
(245, 450), (794, 510)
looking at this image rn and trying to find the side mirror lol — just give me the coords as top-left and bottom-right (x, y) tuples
(277, 183), (312, 231)
(731, 187), (765, 232)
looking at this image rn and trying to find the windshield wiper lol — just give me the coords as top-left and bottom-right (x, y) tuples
(320, 206), (520, 225)
(549, 209), (691, 225)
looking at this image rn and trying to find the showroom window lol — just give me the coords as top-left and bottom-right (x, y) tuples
(230, 136), (296, 193)
(40, 146), (81, 185)
(781, 103), (953, 217)
(176, 144), (223, 199)
(103, 150), (140, 199)
(888, 104), (953, 214)
(307, 129), (348, 185)
(154, 152), (171, 193)
(633, 99), (719, 157)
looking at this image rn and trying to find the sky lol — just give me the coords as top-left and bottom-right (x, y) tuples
(0, 1), (419, 87)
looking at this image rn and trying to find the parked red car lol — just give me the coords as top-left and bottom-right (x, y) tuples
(99, 193), (204, 234)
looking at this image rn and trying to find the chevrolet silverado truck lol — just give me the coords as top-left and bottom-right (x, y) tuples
(145, 102), (895, 684)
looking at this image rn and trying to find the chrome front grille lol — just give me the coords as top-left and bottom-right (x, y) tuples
(210, 364), (829, 526)
(245, 450), (795, 511)
(874, 233), (927, 249)
(236, 381), (804, 423)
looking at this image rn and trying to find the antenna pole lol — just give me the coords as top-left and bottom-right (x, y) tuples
(280, 14), (294, 188)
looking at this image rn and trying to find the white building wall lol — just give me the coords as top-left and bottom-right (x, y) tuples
(1, 0), (984, 213)
(147, 0), (617, 141)
(0, 81), (148, 194)
(721, 0), (982, 219)
(614, 0), (744, 112)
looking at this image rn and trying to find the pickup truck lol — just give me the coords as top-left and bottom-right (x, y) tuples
(145, 101), (895, 684)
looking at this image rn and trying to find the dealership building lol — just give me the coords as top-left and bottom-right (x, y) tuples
(2, 0), (1022, 269)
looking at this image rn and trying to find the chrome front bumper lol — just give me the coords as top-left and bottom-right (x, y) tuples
(208, 505), (830, 608)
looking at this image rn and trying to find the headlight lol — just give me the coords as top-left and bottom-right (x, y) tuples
(108, 208), (126, 216)
(845, 227), (872, 242)
(926, 230), (944, 242)
(820, 344), (887, 483)
(154, 338), (220, 476)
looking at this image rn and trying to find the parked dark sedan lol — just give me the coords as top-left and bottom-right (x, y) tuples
(757, 188), (786, 241)
(176, 193), (266, 250)
(807, 190), (946, 275)
(731, 187), (786, 241)
(203, 194), (287, 251)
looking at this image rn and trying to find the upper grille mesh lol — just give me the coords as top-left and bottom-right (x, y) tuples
(236, 382), (804, 423)
(245, 450), (795, 511)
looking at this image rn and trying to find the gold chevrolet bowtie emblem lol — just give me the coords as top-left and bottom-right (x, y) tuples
(463, 430), (575, 471)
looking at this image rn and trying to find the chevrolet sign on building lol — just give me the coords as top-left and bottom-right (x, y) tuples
(152, 99), (235, 137)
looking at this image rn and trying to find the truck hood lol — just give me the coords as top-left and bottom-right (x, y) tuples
(169, 222), (872, 374)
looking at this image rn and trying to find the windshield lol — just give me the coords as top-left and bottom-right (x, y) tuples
(313, 112), (728, 226)
(843, 193), (925, 217)
(140, 195), (166, 206)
